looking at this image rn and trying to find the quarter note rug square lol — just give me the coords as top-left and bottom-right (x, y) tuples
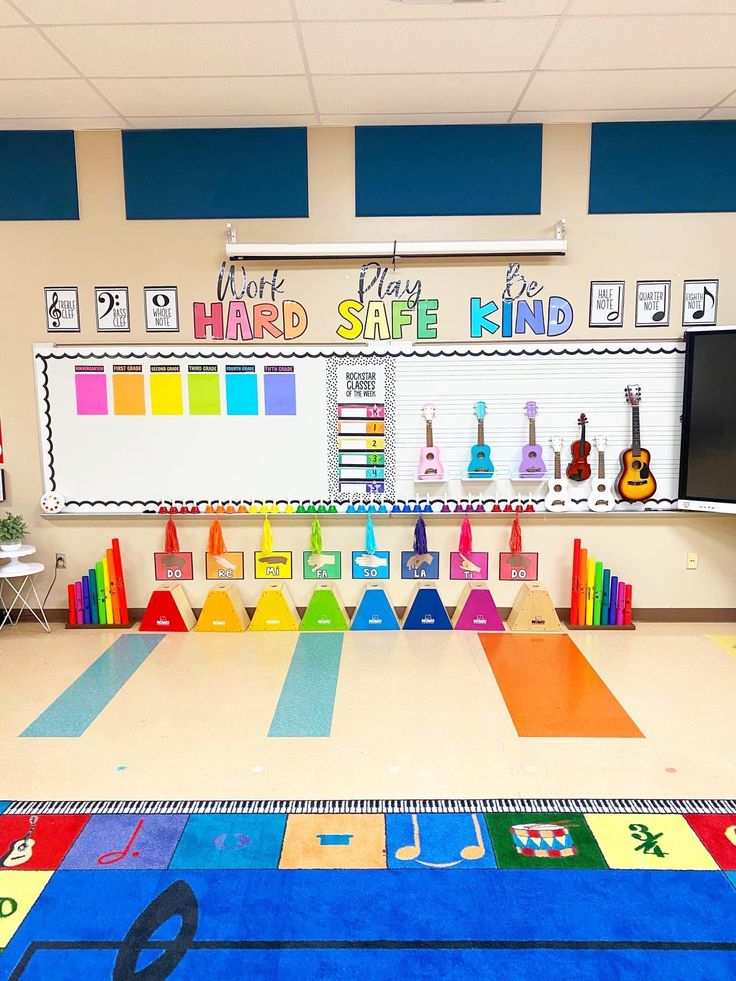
(1, 798), (736, 980)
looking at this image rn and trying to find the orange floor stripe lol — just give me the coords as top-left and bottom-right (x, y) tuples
(479, 633), (643, 738)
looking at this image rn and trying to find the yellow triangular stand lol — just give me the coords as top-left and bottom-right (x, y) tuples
(300, 584), (350, 632)
(249, 584), (300, 631)
(195, 584), (249, 632)
(506, 583), (563, 633)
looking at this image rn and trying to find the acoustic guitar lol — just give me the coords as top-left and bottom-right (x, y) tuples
(543, 437), (570, 512)
(567, 413), (591, 482)
(519, 401), (546, 478)
(587, 434), (615, 512)
(617, 385), (657, 502)
(416, 404), (445, 481)
(467, 401), (494, 477)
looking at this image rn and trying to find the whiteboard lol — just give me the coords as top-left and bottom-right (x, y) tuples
(35, 342), (684, 513)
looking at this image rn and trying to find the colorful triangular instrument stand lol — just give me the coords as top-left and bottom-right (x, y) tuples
(195, 584), (249, 632)
(249, 584), (300, 631)
(300, 584), (350, 632)
(351, 584), (400, 631)
(139, 584), (196, 632)
(402, 583), (452, 631)
(452, 583), (505, 631)
(506, 582), (562, 633)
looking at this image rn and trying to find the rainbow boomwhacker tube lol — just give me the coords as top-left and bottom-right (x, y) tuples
(569, 540), (634, 628)
(67, 538), (130, 627)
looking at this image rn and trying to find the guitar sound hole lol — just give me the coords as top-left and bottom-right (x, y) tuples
(426, 452), (434, 461)
(528, 451), (537, 458)
(632, 460), (642, 471)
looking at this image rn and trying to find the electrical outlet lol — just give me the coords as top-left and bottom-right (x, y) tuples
(686, 552), (699, 570)
(55, 552), (66, 569)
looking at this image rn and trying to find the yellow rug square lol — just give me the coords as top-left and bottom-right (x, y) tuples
(0, 871), (54, 947)
(585, 814), (719, 870)
(279, 815), (386, 869)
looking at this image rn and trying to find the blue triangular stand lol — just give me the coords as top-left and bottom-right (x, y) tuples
(402, 584), (453, 631)
(351, 585), (400, 631)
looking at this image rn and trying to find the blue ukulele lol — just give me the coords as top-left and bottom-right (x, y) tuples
(467, 401), (494, 478)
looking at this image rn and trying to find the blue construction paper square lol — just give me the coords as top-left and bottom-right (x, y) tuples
(400, 551), (440, 580)
(169, 814), (286, 870)
(351, 551), (390, 580)
(386, 814), (496, 870)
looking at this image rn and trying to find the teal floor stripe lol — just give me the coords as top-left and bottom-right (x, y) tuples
(21, 634), (165, 738)
(268, 633), (344, 738)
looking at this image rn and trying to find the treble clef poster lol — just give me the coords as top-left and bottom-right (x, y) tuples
(44, 287), (80, 333)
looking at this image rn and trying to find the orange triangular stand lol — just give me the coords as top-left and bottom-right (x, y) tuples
(195, 584), (249, 632)
(300, 584), (350, 632)
(140, 584), (196, 632)
(506, 583), (562, 633)
(249, 585), (300, 631)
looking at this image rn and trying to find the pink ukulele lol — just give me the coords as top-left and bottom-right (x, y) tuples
(416, 403), (445, 480)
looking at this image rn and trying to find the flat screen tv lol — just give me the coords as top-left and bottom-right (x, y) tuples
(678, 326), (736, 514)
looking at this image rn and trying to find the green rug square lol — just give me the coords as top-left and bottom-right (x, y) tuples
(484, 812), (608, 870)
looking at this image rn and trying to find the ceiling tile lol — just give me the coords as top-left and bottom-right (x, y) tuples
(314, 72), (527, 115)
(521, 68), (736, 110)
(513, 107), (709, 122)
(321, 112), (512, 126)
(0, 115), (125, 127)
(0, 26), (76, 77)
(45, 23), (303, 77)
(0, 78), (115, 115)
(569, 1), (734, 13)
(94, 76), (314, 117)
(296, 0), (565, 19)
(0, 2), (25, 25)
(544, 15), (736, 70)
(127, 114), (317, 128)
(302, 19), (554, 74)
(13, 0), (293, 23)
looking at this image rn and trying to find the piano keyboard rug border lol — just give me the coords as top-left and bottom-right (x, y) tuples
(4, 798), (736, 815)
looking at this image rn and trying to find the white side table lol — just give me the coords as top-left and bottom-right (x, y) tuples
(0, 546), (50, 632)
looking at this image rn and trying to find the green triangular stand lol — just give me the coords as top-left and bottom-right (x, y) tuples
(300, 584), (350, 632)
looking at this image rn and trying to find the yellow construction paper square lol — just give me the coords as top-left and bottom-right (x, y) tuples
(585, 814), (718, 870)
(279, 815), (386, 869)
(708, 635), (736, 658)
(255, 551), (292, 580)
(0, 871), (54, 947)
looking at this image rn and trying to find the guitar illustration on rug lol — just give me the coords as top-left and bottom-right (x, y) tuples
(588, 435), (615, 512)
(467, 401), (494, 478)
(416, 403), (445, 481)
(519, 401), (546, 478)
(544, 437), (570, 512)
(617, 385), (657, 503)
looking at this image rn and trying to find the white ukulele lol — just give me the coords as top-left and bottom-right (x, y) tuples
(543, 437), (570, 512)
(587, 435), (615, 512)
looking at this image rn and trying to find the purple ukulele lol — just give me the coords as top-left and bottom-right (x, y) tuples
(519, 401), (546, 478)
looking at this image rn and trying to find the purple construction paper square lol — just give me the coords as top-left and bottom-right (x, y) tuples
(60, 813), (188, 870)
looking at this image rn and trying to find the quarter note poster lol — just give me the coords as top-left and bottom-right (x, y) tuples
(635, 280), (671, 328)
(589, 281), (624, 328)
(682, 279), (718, 327)
(45, 287), (80, 333)
(95, 286), (130, 332)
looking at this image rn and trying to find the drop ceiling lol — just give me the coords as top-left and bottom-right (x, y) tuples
(0, 0), (735, 129)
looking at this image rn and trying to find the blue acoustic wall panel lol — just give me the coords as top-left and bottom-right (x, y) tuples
(355, 124), (542, 217)
(0, 130), (79, 220)
(122, 128), (309, 219)
(589, 120), (736, 214)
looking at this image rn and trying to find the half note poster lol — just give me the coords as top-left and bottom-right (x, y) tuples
(682, 279), (718, 327)
(45, 287), (80, 333)
(95, 286), (130, 332)
(589, 282), (624, 328)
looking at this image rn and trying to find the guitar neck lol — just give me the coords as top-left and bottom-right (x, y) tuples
(425, 421), (434, 448)
(477, 420), (485, 444)
(554, 451), (561, 480)
(529, 419), (536, 444)
(631, 405), (641, 456)
(598, 450), (605, 479)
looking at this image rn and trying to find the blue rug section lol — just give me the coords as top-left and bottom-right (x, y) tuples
(170, 815), (287, 870)
(386, 813), (496, 870)
(20, 634), (165, 738)
(4, 870), (736, 979)
(268, 634), (344, 738)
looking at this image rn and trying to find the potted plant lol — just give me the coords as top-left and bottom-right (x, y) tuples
(0, 513), (29, 553)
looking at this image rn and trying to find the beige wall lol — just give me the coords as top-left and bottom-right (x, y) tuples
(1, 125), (735, 614)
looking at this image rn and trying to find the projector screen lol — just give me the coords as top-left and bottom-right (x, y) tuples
(678, 327), (736, 514)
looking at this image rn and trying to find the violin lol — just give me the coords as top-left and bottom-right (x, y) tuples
(567, 413), (591, 481)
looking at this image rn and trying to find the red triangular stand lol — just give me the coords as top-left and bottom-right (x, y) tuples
(139, 584), (196, 632)
(452, 583), (505, 631)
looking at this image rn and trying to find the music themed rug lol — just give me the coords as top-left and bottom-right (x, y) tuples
(2, 798), (736, 979)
